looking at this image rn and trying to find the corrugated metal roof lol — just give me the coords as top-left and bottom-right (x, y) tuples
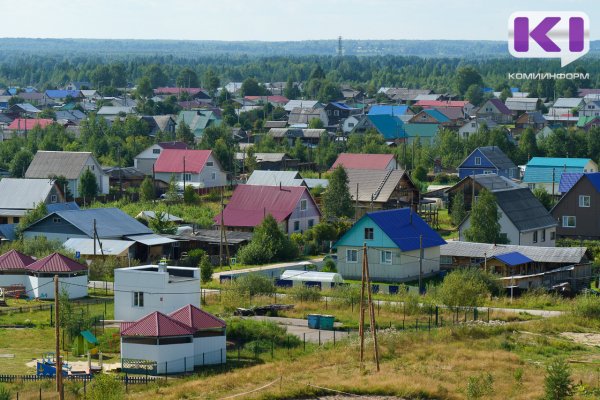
(45, 90), (82, 99)
(280, 270), (343, 283)
(441, 241), (587, 264)
(404, 123), (439, 138)
(492, 251), (533, 266)
(97, 106), (135, 115)
(7, 119), (53, 131)
(154, 149), (213, 173)
(214, 185), (310, 227)
(524, 158), (594, 183)
(125, 234), (177, 246)
(284, 100), (321, 112)
(13, 103), (41, 113)
(552, 98), (584, 109)
(25, 151), (94, 180)
(0, 179), (55, 210)
(367, 208), (446, 252)
(303, 178), (329, 189)
(558, 173), (584, 193)
(527, 157), (592, 168)
(423, 109), (450, 122)
(331, 153), (395, 171)
(415, 100), (469, 108)
(169, 304), (226, 331)
(345, 169), (409, 203)
(494, 188), (557, 231)
(27, 252), (87, 273)
(366, 114), (406, 140)
(478, 146), (517, 171)
(0, 249), (35, 271)
(63, 238), (134, 256)
(136, 211), (183, 223)
(368, 105), (409, 116)
(247, 170), (304, 187)
(120, 311), (195, 337)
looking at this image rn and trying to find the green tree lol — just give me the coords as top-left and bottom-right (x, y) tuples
(200, 254), (214, 283)
(322, 165), (354, 220)
(518, 127), (539, 164)
(533, 187), (554, 211)
(412, 165), (428, 182)
(149, 211), (177, 234)
(308, 118), (324, 129)
(236, 214), (298, 265)
(499, 88), (513, 102)
(241, 77), (265, 96)
(9, 149), (32, 178)
(176, 67), (199, 88)
(203, 68), (220, 96)
(50, 175), (72, 201)
(176, 121), (195, 146)
(87, 373), (125, 400)
(145, 64), (168, 88)
(183, 184), (199, 204)
(464, 189), (506, 244)
(455, 66), (483, 95)
(139, 176), (155, 201)
(79, 168), (99, 200)
(317, 81), (343, 103)
(284, 77), (300, 100)
(16, 202), (48, 238)
(38, 108), (56, 120)
(544, 358), (573, 400)
(451, 191), (467, 226)
(465, 84), (483, 106)
(438, 268), (493, 308)
(136, 76), (153, 99)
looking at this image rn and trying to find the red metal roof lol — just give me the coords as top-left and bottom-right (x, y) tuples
(331, 153), (395, 171)
(7, 119), (53, 131)
(158, 141), (189, 150)
(214, 185), (307, 227)
(414, 100), (469, 108)
(244, 95), (289, 104)
(154, 87), (206, 96)
(0, 250), (35, 271)
(121, 311), (195, 337)
(169, 304), (226, 331)
(26, 253), (87, 273)
(154, 149), (212, 173)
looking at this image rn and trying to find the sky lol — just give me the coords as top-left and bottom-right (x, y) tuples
(0, 0), (598, 41)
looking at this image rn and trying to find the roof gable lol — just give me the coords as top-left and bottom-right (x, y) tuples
(27, 252), (87, 273)
(169, 305), (226, 330)
(0, 179), (55, 210)
(493, 188), (557, 231)
(121, 311), (195, 337)
(25, 151), (95, 180)
(0, 250), (35, 271)
(154, 149), (213, 173)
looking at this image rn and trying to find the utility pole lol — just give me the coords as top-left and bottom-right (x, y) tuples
(93, 219), (97, 256)
(552, 168), (556, 197)
(355, 183), (359, 222)
(54, 275), (64, 399)
(418, 234), (423, 295)
(359, 244), (380, 371)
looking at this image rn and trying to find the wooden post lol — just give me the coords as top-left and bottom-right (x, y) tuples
(54, 275), (64, 399)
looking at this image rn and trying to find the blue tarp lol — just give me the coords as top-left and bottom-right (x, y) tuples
(493, 252), (533, 266)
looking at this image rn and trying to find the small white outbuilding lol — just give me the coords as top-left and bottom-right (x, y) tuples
(279, 270), (344, 290)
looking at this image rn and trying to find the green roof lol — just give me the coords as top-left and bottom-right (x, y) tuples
(526, 157), (591, 168)
(80, 330), (98, 344)
(577, 116), (599, 128)
(404, 123), (439, 138)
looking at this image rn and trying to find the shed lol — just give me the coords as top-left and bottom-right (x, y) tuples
(72, 330), (98, 356)
(279, 270), (343, 289)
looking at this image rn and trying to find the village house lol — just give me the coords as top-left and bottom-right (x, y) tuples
(458, 118), (498, 140)
(457, 146), (518, 179)
(268, 128), (327, 147)
(283, 100), (322, 113)
(215, 184), (320, 234)
(0, 178), (65, 224)
(408, 109), (451, 126)
(368, 105), (413, 121)
(413, 100), (473, 117)
(505, 97), (540, 116)
(176, 110), (222, 139)
(44, 90), (83, 104)
(514, 111), (547, 133)
(331, 153), (397, 171)
(235, 152), (298, 171)
(523, 157), (598, 195)
(24, 151), (110, 197)
(97, 106), (136, 121)
(0, 250), (88, 299)
(580, 99), (600, 117)
(475, 99), (513, 124)
(335, 208), (446, 282)
(551, 172), (600, 240)
(246, 170), (305, 187)
(287, 107), (329, 128)
(546, 98), (584, 118)
(5, 118), (53, 136)
(9, 103), (41, 118)
(154, 87), (211, 100)
(134, 142), (189, 176)
(244, 95), (289, 107)
(139, 115), (177, 137)
(440, 241), (591, 292)
(324, 102), (360, 127)
(154, 149), (227, 189)
(576, 116), (600, 132)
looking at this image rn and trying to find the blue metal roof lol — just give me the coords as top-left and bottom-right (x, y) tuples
(524, 158), (593, 183)
(367, 208), (446, 252)
(368, 105), (409, 116)
(45, 90), (81, 99)
(492, 251), (532, 266)
(0, 224), (16, 241)
(585, 173), (600, 192)
(330, 102), (357, 110)
(526, 157), (591, 168)
(558, 173), (583, 193)
(367, 114), (406, 140)
(46, 202), (81, 213)
(423, 109), (450, 123)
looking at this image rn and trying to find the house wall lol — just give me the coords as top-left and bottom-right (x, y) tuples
(114, 267), (200, 321)
(154, 154), (227, 189)
(336, 245), (440, 282)
(193, 336), (227, 365)
(29, 274), (88, 299)
(23, 218), (90, 243)
(286, 191), (321, 234)
(552, 177), (600, 239)
(458, 148), (516, 179)
(121, 340), (194, 374)
(135, 144), (163, 175)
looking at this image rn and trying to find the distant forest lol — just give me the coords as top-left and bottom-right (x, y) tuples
(0, 38), (599, 93)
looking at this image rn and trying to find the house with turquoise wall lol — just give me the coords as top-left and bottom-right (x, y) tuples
(334, 208), (446, 282)
(523, 157), (598, 195)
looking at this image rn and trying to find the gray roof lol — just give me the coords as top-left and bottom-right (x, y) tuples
(478, 146), (517, 171)
(27, 208), (152, 238)
(13, 103), (41, 113)
(246, 170), (305, 187)
(55, 110), (86, 122)
(552, 98), (584, 109)
(505, 97), (539, 111)
(472, 174), (520, 192)
(25, 151), (95, 180)
(135, 211), (183, 223)
(235, 152), (290, 162)
(288, 108), (324, 125)
(167, 229), (252, 245)
(441, 241), (587, 264)
(97, 106), (135, 115)
(303, 178), (329, 189)
(346, 169), (410, 203)
(269, 128), (326, 139)
(493, 188), (557, 232)
(0, 178), (56, 210)
(264, 120), (288, 128)
(284, 100), (321, 112)
(64, 238), (135, 256)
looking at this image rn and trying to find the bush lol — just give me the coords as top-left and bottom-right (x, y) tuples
(466, 373), (494, 400)
(235, 274), (276, 296)
(87, 373), (125, 400)
(437, 268), (494, 308)
(0, 384), (10, 400)
(185, 249), (207, 268)
(237, 214), (299, 265)
(573, 294), (600, 319)
(289, 285), (322, 302)
(200, 254), (214, 283)
(321, 259), (337, 273)
(227, 318), (300, 347)
(544, 358), (573, 400)
(332, 284), (361, 307)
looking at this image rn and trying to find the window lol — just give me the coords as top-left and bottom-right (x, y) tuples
(183, 173), (192, 181)
(541, 229), (546, 242)
(533, 230), (538, 243)
(206, 161), (214, 167)
(300, 199), (307, 211)
(50, 195), (57, 203)
(308, 219), (314, 228)
(211, 172), (216, 180)
(346, 249), (358, 263)
(474, 156), (482, 165)
(562, 216), (576, 228)
(380, 250), (392, 264)
(440, 255), (453, 265)
(152, 148), (161, 154)
(293, 221), (300, 231)
(53, 218), (62, 223)
(364, 227), (374, 240)
(133, 291), (144, 307)
(0, 217), (6, 224)
(551, 231), (556, 240)
(579, 195), (591, 207)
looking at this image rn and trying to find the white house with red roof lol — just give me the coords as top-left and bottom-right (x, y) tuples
(0, 251), (88, 299)
(134, 142), (189, 176)
(330, 153), (397, 171)
(154, 149), (227, 189)
(214, 185), (321, 234)
(120, 304), (226, 374)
